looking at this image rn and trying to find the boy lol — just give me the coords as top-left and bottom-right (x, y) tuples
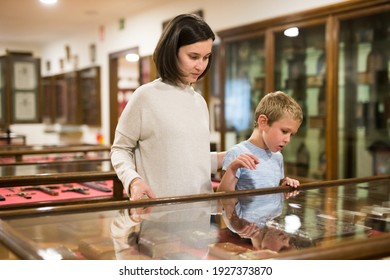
(217, 91), (303, 239)
(218, 91), (303, 193)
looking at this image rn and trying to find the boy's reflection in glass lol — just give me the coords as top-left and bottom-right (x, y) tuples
(221, 191), (300, 255)
(110, 201), (219, 259)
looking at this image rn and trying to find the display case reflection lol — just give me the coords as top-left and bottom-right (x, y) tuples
(110, 201), (219, 260)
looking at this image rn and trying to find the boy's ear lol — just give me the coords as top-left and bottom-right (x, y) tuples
(257, 114), (268, 128)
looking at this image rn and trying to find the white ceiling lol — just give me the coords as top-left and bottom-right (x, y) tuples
(0, 0), (174, 45)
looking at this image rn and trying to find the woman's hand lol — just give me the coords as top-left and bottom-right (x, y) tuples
(129, 178), (156, 201)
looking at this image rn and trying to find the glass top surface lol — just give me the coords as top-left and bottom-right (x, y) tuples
(0, 177), (389, 260)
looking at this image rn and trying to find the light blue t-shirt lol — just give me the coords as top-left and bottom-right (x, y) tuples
(222, 140), (284, 191)
(222, 140), (285, 225)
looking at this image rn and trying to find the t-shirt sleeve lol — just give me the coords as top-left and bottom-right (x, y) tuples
(222, 148), (242, 178)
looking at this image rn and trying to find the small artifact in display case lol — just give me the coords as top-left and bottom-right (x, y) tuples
(138, 229), (181, 259)
(334, 210), (367, 224)
(43, 245), (79, 260)
(78, 237), (116, 260)
(361, 205), (390, 218)
(208, 242), (251, 260)
(306, 75), (323, 87)
(161, 251), (201, 260)
(181, 229), (217, 249)
(361, 205), (390, 232)
(238, 249), (278, 260)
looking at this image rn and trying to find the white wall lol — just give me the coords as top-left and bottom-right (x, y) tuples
(3, 0), (347, 145)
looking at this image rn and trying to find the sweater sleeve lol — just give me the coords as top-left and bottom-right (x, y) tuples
(210, 151), (218, 174)
(110, 91), (143, 196)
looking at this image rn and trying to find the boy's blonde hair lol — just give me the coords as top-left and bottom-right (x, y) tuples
(253, 91), (303, 128)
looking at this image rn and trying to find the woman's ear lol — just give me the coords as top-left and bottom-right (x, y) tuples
(257, 114), (268, 128)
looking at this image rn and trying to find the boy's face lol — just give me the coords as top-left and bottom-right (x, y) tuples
(261, 115), (301, 153)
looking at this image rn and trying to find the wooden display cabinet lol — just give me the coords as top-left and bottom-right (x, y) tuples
(0, 57), (5, 128)
(78, 66), (101, 126)
(0, 168), (124, 212)
(42, 66), (101, 126)
(0, 52), (41, 128)
(41, 76), (56, 124)
(217, 0), (390, 181)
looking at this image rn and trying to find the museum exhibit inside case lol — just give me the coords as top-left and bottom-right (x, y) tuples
(0, 143), (123, 209)
(0, 175), (389, 260)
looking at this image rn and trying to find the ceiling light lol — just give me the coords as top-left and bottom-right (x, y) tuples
(40, 0), (58, 5)
(284, 27), (299, 37)
(125, 53), (140, 62)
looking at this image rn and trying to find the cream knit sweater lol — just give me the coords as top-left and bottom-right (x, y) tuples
(111, 79), (217, 198)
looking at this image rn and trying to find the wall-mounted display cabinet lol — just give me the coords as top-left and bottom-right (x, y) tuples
(217, 0), (390, 181)
(79, 66), (101, 126)
(42, 66), (101, 126)
(0, 52), (41, 129)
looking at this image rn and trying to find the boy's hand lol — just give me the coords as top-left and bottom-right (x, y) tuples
(281, 177), (300, 199)
(281, 177), (300, 188)
(227, 153), (260, 173)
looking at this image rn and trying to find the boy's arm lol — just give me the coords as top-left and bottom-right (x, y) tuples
(217, 169), (238, 192)
(217, 153), (259, 192)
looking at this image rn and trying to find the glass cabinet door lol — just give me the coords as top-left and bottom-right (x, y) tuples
(0, 57), (5, 127)
(224, 36), (265, 148)
(274, 24), (326, 180)
(338, 9), (390, 178)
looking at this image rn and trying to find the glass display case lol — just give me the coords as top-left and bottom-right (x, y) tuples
(222, 35), (266, 149)
(0, 53), (41, 127)
(338, 8), (390, 179)
(0, 57), (5, 128)
(0, 131), (26, 146)
(79, 66), (101, 126)
(217, 0), (389, 181)
(54, 71), (80, 125)
(0, 168), (123, 211)
(42, 66), (101, 126)
(0, 144), (114, 208)
(1, 175), (389, 260)
(9, 54), (41, 124)
(274, 24), (326, 180)
(41, 76), (55, 125)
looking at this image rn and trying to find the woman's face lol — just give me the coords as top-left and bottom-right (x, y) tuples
(177, 38), (213, 84)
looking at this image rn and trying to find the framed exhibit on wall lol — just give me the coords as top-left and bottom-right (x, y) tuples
(9, 56), (40, 123)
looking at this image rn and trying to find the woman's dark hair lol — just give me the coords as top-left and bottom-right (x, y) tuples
(153, 13), (215, 86)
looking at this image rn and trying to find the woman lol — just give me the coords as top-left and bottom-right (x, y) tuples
(111, 14), (224, 201)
